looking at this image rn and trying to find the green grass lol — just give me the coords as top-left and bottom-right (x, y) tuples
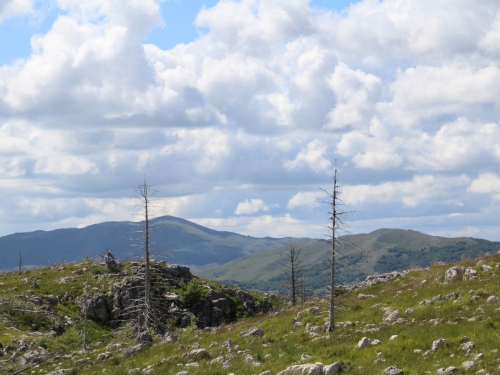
(3, 255), (500, 374)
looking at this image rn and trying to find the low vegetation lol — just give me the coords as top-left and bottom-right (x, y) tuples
(2, 253), (500, 374)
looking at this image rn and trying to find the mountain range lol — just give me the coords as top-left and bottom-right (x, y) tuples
(0, 215), (299, 270)
(2, 216), (500, 296)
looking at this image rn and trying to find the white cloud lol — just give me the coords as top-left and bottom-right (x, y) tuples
(469, 173), (500, 200)
(287, 191), (323, 209)
(407, 119), (500, 171)
(33, 156), (99, 175)
(343, 175), (471, 207)
(2, 0), (500, 240)
(390, 65), (500, 124)
(0, 0), (33, 24)
(284, 139), (332, 173)
(324, 62), (382, 130)
(235, 199), (269, 215)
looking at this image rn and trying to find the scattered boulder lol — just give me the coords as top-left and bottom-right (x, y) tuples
(436, 367), (458, 374)
(277, 362), (343, 375)
(460, 361), (476, 370)
(431, 339), (446, 352)
(187, 349), (211, 360)
(97, 352), (112, 360)
(384, 366), (403, 375)
(57, 277), (77, 284)
(461, 342), (474, 353)
(163, 333), (179, 343)
(444, 267), (463, 281)
(239, 327), (264, 337)
(123, 344), (148, 356)
(358, 337), (370, 348)
(383, 310), (400, 323)
(135, 331), (152, 345)
(464, 268), (478, 280)
(431, 295), (445, 303)
(46, 370), (73, 375)
(245, 354), (261, 367)
(486, 296), (498, 303)
(46, 295), (58, 305)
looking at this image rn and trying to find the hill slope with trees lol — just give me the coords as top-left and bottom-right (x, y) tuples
(199, 228), (500, 295)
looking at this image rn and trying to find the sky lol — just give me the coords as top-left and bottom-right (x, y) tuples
(1, 0), (500, 241)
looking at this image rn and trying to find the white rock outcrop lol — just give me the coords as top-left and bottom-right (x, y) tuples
(276, 362), (341, 375)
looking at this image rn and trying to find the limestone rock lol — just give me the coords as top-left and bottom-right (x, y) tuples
(464, 268), (478, 280)
(444, 267), (463, 281)
(486, 296), (498, 303)
(135, 331), (152, 345)
(436, 367), (458, 374)
(97, 352), (112, 360)
(123, 344), (148, 356)
(187, 349), (211, 360)
(383, 310), (401, 323)
(276, 362), (342, 375)
(57, 277), (77, 284)
(358, 337), (370, 348)
(239, 327), (264, 337)
(461, 361), (476, 370)
(461, 342), (474, 353)
(431, 339), (446, 351)
(384, 366), (404, 375)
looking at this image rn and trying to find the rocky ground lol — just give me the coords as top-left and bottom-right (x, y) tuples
(2, 253), (500, 374)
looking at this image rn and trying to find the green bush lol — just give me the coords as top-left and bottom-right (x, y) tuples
(178, 280), (207, 308)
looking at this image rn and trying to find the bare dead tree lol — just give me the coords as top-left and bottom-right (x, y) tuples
(281, 244), (303, 306)
(298, 274), (308, 304)
(103, 248), (120, 273)
(18, 248), (22, 273)
(82, 281), (90, 351)
(320, 164), (353, 332)
(135, 180), (155, 334)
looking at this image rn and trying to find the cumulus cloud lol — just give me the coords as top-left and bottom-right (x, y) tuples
(284, 139), (332, 173)
(235, 199), (270, 215)
(0, 0), (33, 23)
(343, 175), (471, 207)
(324, 63), (382, 130)
(1, 0), (500, 239)
(287, 191), (323, 209)
(469, 173), (500, 200)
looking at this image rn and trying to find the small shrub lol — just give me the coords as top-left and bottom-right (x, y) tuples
(92, 266), (104, 275)
(178, 280), (207, 308)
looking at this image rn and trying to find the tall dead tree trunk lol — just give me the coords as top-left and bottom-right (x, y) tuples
(136, 180), (154, 333)
(18, 248), (22, 273)
(321, 165), (348, 332)
(82, 281), (90, 351)
(282, 244), (303, 306)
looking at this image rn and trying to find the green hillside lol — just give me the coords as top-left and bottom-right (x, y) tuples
(198, 228), (500, 295)
(4, 249), (500, 373)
